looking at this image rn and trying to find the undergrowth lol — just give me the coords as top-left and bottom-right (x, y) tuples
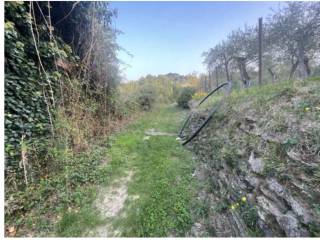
(5, 104), (140, 237)
(10, 104), (199, 237)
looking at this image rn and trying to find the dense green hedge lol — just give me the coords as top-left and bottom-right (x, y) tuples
(4, 2), (71, 185)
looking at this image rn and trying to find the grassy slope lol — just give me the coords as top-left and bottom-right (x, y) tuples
(58, 105), (199, 237)
(185, 76), (320, 236)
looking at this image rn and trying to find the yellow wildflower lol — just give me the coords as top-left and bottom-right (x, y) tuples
(231, 205), (235, 210)
(241, 196), (247, 202)
(304, 107), (310, 112)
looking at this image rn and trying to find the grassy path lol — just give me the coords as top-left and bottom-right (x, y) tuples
(66, 104), (198, 237)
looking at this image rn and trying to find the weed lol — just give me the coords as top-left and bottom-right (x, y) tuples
(212, 202), (228, 213)
(57, 207), (105, 237)
(239, 204), (263, 237)
(207, 225), (217, 236)
(222, 146), (239, 169)
(262, 143), (287, 177)
(308, 222), (320, 237)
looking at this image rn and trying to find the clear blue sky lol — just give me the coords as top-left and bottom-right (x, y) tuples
(110, 1), (281, 81)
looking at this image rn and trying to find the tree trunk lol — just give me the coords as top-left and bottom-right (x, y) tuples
(208, 66), (212, 90)
(289, 59), (299, 80)
(304, 56), (311, 76)
(267, 68), (277, 82)
(215, 67), (219, 88)
(236, 57), (250, 87)
(223, 55), (231, 83)
(297, 44), (309, 79)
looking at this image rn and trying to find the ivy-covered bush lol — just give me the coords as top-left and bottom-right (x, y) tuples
(5, 1), (122, 189)
(4, 2), (70, 186)
(5, 2), (123, 236)
(177, 87), (196, 109)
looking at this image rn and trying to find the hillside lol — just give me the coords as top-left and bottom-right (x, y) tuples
(183, 77), (320, 237)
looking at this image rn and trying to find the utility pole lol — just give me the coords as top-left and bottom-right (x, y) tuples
(258, 17), (263, 85)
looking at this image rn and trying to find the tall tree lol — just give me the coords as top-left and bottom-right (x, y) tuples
(228, 26), (258, 87)
(268, 2), (320, 79)
(203, 41), (233, 84)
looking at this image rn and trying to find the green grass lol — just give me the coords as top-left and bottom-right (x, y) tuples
(57, 206), (105, 236)
(105, 105), (198, 237)
(56, 104), (198, 237)
(198, 76), (320, 112)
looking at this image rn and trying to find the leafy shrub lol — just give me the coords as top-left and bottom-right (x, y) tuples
(137, 87), (157, 111)
(116, 98), (139, 117)
(177, 87), (196, 108)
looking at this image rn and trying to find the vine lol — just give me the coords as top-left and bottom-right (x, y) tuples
(5, 2), (72, 187)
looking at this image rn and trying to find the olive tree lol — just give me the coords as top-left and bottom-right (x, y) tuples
(268, 2), (320, 79)
(228, 26), (258, 87)
(203, 40), (233, 84)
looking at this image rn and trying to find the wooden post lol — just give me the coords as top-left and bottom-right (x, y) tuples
(258, 17), (263, 85)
